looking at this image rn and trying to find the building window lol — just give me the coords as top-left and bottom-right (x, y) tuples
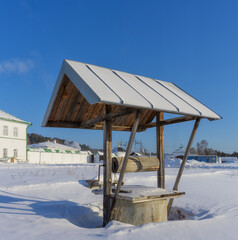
(13, 127), (18, 137)
(3, 126), (8, 136)
(14, 149), (18, 158)
(3, 148), (7, 158)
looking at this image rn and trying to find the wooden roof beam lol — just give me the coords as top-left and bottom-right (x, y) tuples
(141, 115), (197, 130)
(47, 108), (136, 129)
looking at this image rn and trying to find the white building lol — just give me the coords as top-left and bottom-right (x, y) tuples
(0, 110), (31, 162)
(172, 145), (186, 158)
(28, 140), (92, 164)
(94, 151), (104, 163)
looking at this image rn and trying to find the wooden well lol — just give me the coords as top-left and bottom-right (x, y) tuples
(42, 59), (221, 227)
(94, 185), (185, 225)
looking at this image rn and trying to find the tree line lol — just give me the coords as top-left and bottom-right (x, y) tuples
(190, 140), (238, 157)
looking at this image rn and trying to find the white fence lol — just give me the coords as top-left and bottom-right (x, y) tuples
(27, 151), (92, 164)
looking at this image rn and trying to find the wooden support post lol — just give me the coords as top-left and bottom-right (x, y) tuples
(167, 118), (201, 214)
(156, 112), (165, 188)
(108, 110), (142, 222)
(103, 105), (112, 227)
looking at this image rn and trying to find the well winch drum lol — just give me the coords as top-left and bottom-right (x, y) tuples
(112, 156), (160, 173)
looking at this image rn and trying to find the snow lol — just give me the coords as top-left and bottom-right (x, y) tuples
(28, 140), (80, 151)
(0, 109), (30, 124)
(0, 161), (238, 239)
(93, 185), (182, 200)
(64, 140), (81, 150)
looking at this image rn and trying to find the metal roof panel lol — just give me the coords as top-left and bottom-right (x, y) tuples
(137, 76), (202, 116)
(158, 81), (221, 119)
(42, 59), (221, 127)
(114, 70), (178, 112)
(87, 64), (152, 109)
(66, 60), (121, 104)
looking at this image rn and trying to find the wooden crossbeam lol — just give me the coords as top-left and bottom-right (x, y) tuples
(47, 108), (136, 128)
(142, 115), (197, 129)
(94, 124), (133, 131)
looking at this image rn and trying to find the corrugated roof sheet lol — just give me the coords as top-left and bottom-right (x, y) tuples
(42, 59), (221, 126)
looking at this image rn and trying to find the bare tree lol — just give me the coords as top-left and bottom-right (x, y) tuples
(190, 147), (197, 154)
(196, 140), (209, 155)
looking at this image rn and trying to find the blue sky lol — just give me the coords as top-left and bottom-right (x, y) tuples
(0, 0), (237, 153)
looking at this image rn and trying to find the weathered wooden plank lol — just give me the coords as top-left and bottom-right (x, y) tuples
(127, 111), (136, 127)
(167, 118), (201, 214)
(112, 106), (130, 126)
(60, 83), (78, 121)
(88, 103), (103, 121)
(67, 92), (84, 122)
(64, 89), (81, 122)
(48, 75), (69, 121)
(145, 111), (157, 125)
(76, 99), (91, 122)
(80, 104), (96, 123)
(51, 76), (69, 121)
(46, 122), (133, 131)
(74, 99), (90, 122)
(103, 105), (112, 227)
(94, 124), (133, 131)
(139, 110), (151, 126)
(53, 78), (74, 121)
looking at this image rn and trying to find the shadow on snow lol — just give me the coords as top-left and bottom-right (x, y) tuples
(0, 190), (103, 228)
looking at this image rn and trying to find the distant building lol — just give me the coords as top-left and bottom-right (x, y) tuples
(166, 145), (221, 163)
(28, 140), (92, 164)
(0, 109), (31, 162)
(94, 151), (104, 163)
(112, 145), (126, 157)
(171, 145), (186, 159)
(187, 155), (219, 163)
(94, 145), (126, 163)
(220, 157), (237, 163)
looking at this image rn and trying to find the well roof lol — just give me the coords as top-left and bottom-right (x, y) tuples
(42, 60), (221, 131)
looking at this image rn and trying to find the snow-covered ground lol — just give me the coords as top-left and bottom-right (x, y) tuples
(1, 160), (238, 240)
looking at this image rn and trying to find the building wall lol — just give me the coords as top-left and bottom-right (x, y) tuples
(0, 119), (28, 160)
(27, 151), (92, 164)
(187, 155), (218, 163)
(94, 153), (103, 163)
(221, 157), (237, 163)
